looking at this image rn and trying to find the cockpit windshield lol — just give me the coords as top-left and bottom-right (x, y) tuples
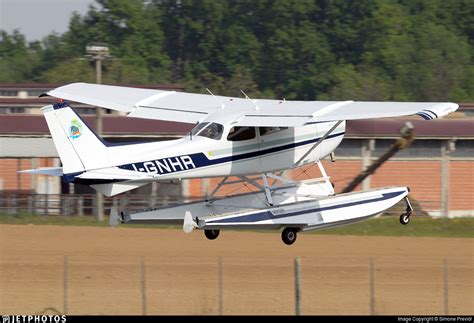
(190, 122), (224, 140)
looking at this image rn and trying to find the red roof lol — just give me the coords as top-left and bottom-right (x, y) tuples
(0, 115), (472, 138)
(346, 118), (474, 138)
(0, 115), (192, 135)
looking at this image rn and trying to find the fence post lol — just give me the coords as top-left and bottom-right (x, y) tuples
(27, 196), (33, 214)
(150, 182), (157, 208)
(63, 255), (68, 315)
(7, 194), (14, 214)
(67, 196), (72, 216)
(443, 259), (449, 315)
(217, 256), (223, 315)
(141, 256), (147, 315)
(13, 194), (17, 214)
(32, 194), (36, 215)
(369, 257), (375, 315)
(46, 191), (50, 215)
(294, 257), (301, 316)
(63, 196), (68, 216)
(113, 197), (118, 212)
(78, 196), (84, 217)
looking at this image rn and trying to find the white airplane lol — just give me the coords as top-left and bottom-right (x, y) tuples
(23, 83), (459, 244)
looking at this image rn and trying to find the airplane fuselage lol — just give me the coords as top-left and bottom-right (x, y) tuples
(98, 121), (346, 182)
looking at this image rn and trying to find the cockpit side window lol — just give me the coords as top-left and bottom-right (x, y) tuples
(227, 127), (256, 141)
(191, 122), (224, 140)
(191, 122), (209, 136)
(259, 127), (288, 136)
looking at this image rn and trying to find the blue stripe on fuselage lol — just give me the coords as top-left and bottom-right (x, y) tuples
(118, 131), (345, 175)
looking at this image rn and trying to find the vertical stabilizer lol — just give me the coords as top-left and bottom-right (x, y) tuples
(42, 104), (109, 173)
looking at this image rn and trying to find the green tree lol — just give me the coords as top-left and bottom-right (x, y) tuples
(103, 58), (150, 84)
(315, 0), (379, 65)
(60, 0), (171, 83)
(361, 2), (472, 101)
(323, 64), (391, 100)
(253, 1), (334, 99)
(0, 30), (41, 82)
(39, 59), (95, 83)
(0, 0), (472, 101)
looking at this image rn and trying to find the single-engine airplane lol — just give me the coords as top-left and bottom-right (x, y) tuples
(23, 83), (459, 244)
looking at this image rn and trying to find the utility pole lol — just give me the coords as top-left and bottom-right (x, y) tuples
(86, 43), (110, 222)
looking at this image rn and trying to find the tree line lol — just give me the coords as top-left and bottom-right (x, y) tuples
(0, 0), (472, 101)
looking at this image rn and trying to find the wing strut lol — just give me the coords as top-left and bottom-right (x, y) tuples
(316, 161), (334, 195)
(296, 120), (343, 166)
(206, 176), (230, 201)
(262, 173), (274, 206)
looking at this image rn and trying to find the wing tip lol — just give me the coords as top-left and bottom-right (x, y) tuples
(416, 102), (459, 120)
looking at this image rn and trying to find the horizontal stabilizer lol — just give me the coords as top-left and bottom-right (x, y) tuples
(91, 182), (148, 197)
(76, 167), (154, 181)
(18, 167), (63, 176)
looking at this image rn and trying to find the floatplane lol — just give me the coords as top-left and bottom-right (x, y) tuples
(23, 83), (458, 244)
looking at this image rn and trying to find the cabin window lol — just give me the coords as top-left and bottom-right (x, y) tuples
(191, 122), (224, 140)
(259, 127), (288, 136)
(191, 122), (208, 136)
(227, 126), (256, 141)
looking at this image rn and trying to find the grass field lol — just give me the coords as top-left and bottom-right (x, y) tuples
(0, 213), (473, 238)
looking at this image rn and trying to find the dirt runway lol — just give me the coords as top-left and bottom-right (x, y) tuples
(0, 224), (472, 315)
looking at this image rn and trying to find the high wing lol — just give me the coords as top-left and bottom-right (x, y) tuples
(45, 83), (459, 126)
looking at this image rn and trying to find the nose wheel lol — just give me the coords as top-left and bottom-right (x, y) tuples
(399, 213), (411, 225)
(282, 227), (299, 245)
(399, 196), (414, 225)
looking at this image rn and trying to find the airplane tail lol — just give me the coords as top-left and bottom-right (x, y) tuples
(42, 102), (109, 174)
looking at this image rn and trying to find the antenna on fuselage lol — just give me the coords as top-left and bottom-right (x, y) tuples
(206, 88), (225, 109)
(240, 89), (260, 111)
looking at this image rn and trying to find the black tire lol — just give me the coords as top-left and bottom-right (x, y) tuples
(399, 213), (410, 225)
(204, 229), (220, 240)
(282, 228), (298, 245)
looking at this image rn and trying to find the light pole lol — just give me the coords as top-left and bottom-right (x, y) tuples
(86, 43), (110, 133)
(86, 43), (110, 222)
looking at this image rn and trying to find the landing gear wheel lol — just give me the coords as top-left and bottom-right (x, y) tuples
(399, 213), (411, 225)
(204, 229), (220, 240)
(282, 228), (298, 245)
(400, 196), (414, 226)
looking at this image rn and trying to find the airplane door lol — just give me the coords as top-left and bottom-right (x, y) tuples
(258, 126), (296, 172)
(226, 126), (262, 175)
(258, 125), (321, 172)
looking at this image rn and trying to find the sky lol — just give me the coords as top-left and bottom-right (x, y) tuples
(0, 0), (95, 41)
